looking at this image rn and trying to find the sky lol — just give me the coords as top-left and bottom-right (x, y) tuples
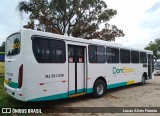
(0, 0), (160, 49)
(105, 0), (160, 49)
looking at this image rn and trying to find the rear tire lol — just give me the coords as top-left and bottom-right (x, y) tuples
(140, 75), (146, 85)
(93, 80), (106, 98)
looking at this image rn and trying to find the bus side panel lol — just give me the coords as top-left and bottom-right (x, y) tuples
(87, 64), (107, 93)
(87, 63), (147, 91)
(25, 63), (68, 101)
(23, 32), (68, 101)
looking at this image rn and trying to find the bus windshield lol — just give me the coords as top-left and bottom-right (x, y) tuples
(6, 33), (21, 56)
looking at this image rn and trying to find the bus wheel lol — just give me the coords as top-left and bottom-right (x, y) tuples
(141, 75), (146, 85)
(93, 80), (106, 98)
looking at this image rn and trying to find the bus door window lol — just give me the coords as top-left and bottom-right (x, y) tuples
(68, 47), (74, 63)
(76, 47), (84, 63)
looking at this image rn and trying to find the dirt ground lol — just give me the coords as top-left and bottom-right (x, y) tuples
(69, 76), (160, 107)
(45, 76), (160, 116)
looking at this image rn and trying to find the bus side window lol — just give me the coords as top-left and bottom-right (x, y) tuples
(89, 45), (97, 63)
(50, 40), (65, 63)
(140, 52), (147, 63)
(33, 39), (50, 63)
(131, 51), (139, 63)
(97, 46), (105, 63)
(32, 37), (66, 63)
(120, 49), (130, 63)
(106, 47), (119, 63)
(88, 45), (105, 63)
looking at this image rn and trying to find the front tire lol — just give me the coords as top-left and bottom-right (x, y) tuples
(93, 80), (106, 98)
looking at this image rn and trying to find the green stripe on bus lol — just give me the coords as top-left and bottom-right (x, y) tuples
(29, 92), (68, 101)
(87, 88), (93, 93)
(107, 82), (127, 89)
(69, 89), (85, 95)
(69, 88), (93, 94)
(8, 82), (18, 89)
(28, 81), (133, 101)
(68, 90), (75, 94)
(77, 88), (85, 93)
(29, 88), (91, 101)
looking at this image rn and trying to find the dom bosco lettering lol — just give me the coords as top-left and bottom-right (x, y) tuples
(113, 67), (135, 74)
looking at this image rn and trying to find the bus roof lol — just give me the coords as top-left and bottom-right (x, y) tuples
(18, 29), (153, 54)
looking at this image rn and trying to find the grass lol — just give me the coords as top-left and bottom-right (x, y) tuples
(0, 77), (25, 107)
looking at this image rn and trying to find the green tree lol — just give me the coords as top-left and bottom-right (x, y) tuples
(145, 38), (160, 58)
(0, 42), (5, 52)
(18, 0), (124, 41)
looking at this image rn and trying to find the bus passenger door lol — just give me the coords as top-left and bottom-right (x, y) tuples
(68, 45), (85, 95)
(148, 54), (152, 79)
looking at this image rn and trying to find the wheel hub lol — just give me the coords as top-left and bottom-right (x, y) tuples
(97, 84), (103, 95)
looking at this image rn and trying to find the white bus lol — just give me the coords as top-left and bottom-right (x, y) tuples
(4, 29), (154, 101)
